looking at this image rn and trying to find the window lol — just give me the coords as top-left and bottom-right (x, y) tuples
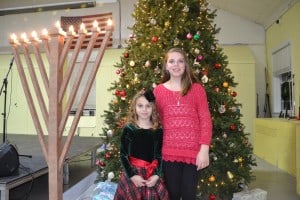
(280, 72), (293, 111)
(272, 43), (294, 117)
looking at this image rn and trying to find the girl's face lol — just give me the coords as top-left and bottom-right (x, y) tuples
(165, 52), (186, 78)
(135, 96), (153, 121)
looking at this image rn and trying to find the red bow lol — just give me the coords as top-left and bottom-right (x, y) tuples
(129, 156), (158, 179)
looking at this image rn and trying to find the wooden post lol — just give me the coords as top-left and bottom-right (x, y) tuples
(47, 29), (64, 200)
(8, 19), (113, 200)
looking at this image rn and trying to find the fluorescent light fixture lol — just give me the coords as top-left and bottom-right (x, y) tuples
(0, 1), (96, 16)
(96, 0), (117, 3)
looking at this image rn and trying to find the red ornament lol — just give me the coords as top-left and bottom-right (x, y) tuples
(105, 152), (111, 159)
(115, 90), (120, 96)
(119, 90), (126, 97)
(230, 124), (236, 131)
(231, 91), (237, 97)
(96, 160), (105, 167)
(209, 194), (216, 200)
(214, 63), (221, 69)
(123, 52), (129, 58)
(116, 69), (121, 74)
(100, 160), (106, 167)
(151, 36), (158, 43)
(186, 33), (193, 40)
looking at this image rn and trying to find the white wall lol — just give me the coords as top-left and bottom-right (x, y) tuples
(213, 9), (265, 45)
(0, 0), (266, 116)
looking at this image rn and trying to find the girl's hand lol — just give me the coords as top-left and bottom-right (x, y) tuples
(196, 144), (210, 170)
(145, 175), (159, 187)
(130, 175), (146, 187)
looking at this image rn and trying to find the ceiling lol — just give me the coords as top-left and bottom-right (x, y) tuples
(207, 0), (300, 28)
(0, 0), (299, 28)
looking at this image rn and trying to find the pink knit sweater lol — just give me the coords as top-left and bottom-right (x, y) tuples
(153, 83), (212, 165)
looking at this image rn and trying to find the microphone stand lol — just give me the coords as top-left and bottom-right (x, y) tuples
(0, 57), (14, 143)
(0, 57), (32, 160)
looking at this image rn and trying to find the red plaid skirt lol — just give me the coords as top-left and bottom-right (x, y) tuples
(114, 167), (169, 200)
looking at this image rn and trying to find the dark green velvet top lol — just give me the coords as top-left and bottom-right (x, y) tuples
(120, 124), (163, 178)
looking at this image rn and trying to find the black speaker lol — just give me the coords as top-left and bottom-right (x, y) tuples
(0, 142), (19, 177)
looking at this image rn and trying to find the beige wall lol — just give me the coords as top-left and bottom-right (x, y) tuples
(222, 46), (256, 143)
(266, 1), (300, 115)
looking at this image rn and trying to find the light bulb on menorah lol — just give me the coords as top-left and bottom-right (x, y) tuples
(8, 19), (113, 200)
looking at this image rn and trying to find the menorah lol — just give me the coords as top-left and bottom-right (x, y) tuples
(9, 19), (113, 200)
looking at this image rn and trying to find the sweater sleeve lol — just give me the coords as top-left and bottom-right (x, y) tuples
(194, 84), (212, 145)
(119, 125), (137, 178)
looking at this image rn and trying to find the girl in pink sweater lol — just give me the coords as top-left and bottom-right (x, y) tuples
(153, 47), (212, 200)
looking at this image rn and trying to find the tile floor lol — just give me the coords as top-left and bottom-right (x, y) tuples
(8, 155), (300, 200)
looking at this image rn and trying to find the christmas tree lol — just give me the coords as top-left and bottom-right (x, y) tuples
(96, 0), (256, 199)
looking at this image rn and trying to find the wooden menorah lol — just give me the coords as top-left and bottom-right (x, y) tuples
(9, 19), (113, 200)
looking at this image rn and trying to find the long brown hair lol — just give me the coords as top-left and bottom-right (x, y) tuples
(126, 90), (161, 130)
(161, 47), (197, 96)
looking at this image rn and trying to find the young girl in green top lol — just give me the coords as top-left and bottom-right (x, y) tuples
(114, 89), (169, 200)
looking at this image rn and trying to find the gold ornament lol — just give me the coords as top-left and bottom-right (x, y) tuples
(238, 157), (243, 163)
(112, 98), (118, 105)
(227, 87), (231, 93)
(227, 171), (234, 179)
(223, 81), (229, 88)
(209, 175), (216, 182)
(133, 74), (139, 84)
(164, 21), (170, 27)
(174, 38), (180, 46)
